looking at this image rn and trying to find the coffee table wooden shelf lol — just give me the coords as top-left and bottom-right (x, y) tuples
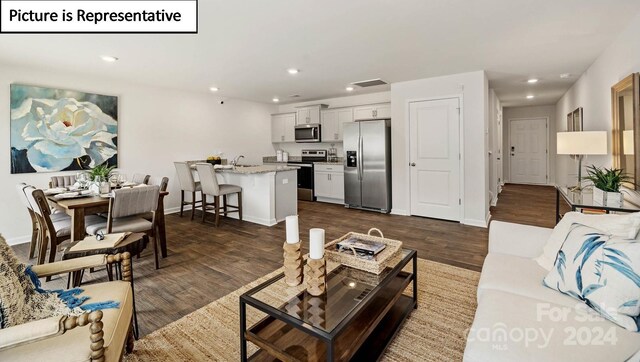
(240, 249), (417, 362)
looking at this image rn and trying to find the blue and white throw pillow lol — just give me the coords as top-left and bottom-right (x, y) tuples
(543, 223), (640, 331)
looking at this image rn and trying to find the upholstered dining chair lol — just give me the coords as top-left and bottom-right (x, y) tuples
(49, 174), (77, 188)
(174, 162), (202, 220)
(195, 163), (243, 226)
(16, 183), (70, 261)
(131, 173), (150, 185)
(26, 187), (74, 266)
(16, 183), (40, 259)
(86, 185), (161, 269)
(149, 176), (169, 192)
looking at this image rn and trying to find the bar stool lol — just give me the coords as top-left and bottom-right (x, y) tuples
(195, 163), (243, 226)
(174, 162), (202, 220)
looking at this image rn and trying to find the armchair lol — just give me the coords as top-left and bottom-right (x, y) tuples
(0, 252), (135, 362)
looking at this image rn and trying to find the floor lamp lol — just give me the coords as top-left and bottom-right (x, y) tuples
(557, 131), (608, 190)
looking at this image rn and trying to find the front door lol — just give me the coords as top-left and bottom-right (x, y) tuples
(509, 118), (548, 184)
(409, 98), (461, 221)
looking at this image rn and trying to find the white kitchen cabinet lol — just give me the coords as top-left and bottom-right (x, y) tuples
(321, 107), (353, 142)
(296, 104), (328, 125)
(314, 164), (344, 204)
(271, 113), (296, 143)
(353, 103), (391, 121)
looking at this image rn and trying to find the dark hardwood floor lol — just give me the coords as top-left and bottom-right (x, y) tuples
(12, 182), (557, 337)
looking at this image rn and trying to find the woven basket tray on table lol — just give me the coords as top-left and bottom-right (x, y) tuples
(325, 228), (403, 275)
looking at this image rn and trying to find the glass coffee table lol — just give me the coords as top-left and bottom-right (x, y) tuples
(240, 248), (417, 361)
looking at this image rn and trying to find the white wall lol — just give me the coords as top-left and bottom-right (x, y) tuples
(1, 63), (276, 244)
(503, 104), (557, 184)
(390, 71), (490, 227)
(273, 91), (391, 157)
(556, 11), (640, 188)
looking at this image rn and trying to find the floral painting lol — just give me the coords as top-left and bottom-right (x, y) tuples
(10, 84), (118, 174)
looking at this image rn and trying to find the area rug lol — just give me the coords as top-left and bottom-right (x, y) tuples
(124, 259), (480, 361)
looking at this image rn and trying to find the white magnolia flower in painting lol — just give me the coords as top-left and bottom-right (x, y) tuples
(11, 97), (117, 171)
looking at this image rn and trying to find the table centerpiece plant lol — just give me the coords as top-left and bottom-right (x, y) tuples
(88, 163), (115, 194)
(583, 165), (634, 207)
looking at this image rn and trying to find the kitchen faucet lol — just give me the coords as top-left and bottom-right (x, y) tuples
(231, 155), (245, 166)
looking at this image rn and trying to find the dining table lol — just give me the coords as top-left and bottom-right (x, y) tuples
(47, 190), (170, 258)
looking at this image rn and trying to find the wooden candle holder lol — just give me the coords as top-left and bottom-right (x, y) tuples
(283, 241), (303, 286)
(305, 257), (326, 296)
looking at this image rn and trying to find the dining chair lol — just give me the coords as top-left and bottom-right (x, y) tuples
(26, 187), (73, 266)
(85, 185), (161, 269)
(49, 175), (77, 188)
(131, 173), (150, 185)
(174, 162), (202, 220)
(16, 183), (40, 259)
(195, 163), (243, 226)
(149, 176), (169, 192)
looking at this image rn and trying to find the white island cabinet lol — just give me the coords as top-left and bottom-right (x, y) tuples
(191, 164), (298, 226)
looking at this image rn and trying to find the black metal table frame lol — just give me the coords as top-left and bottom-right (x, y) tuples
(239, 249), (418, 362)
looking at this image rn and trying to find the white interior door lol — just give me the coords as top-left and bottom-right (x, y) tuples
(409, 98), (461, 221)
(509, 118), (548, 184)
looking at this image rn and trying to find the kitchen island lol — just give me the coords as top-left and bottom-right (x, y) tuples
(188, 162), (298, 226)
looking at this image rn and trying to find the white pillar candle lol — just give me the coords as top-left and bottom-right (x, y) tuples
(285, 215), (300, 244)
(309, 228), (325, 260)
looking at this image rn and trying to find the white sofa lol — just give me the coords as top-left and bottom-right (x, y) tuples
(463, 221), (640, 362)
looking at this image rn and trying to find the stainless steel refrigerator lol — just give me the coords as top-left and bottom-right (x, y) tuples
(343, 119), (391, 213)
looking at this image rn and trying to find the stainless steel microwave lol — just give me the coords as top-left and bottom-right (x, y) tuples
(295, 123), (321, 143)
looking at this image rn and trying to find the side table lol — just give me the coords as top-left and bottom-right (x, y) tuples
(62, 232), (147, 338)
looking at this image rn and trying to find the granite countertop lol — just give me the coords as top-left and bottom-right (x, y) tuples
(217, 165), (299, 174)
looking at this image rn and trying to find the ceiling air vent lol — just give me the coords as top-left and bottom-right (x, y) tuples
(351, 78), (388, 88)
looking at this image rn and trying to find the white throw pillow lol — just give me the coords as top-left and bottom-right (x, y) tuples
(544, 224), (640, 331)
(535, 211), (640, 270)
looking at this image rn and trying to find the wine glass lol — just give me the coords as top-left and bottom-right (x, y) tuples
(117, 174), (127, 186)
(76, 172), (88, 189)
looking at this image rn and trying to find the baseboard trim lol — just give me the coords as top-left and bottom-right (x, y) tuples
(462, 218), (488, 228)
(391, 209), (409, 216)
(5, 235), (31, 246)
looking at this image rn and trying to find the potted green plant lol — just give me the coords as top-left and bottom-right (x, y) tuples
(89, 163), (115, 180)
(582, 165), (634, 207)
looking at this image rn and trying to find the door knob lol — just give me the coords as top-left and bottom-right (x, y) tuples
(410, 162), (416, 167)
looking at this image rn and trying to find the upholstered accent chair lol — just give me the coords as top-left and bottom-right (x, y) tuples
(195, 163), (243, 226)
(0, 253), (135, 362)
(174, 162), (202, 220)
(86, 185), (161, 269)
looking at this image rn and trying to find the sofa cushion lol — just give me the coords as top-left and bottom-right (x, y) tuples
(478, 253), (580, 308)
(536, 211), (640, 271)
(0, 281), (133, 362)
(464, 290), (640, 362)
(544, 224), (640, 331)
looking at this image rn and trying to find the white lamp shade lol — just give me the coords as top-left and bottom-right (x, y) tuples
(557, 131), (608, 155)
(624, 130), (634, 155)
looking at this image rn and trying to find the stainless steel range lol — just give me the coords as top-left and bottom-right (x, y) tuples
(287, 149), (327, 201)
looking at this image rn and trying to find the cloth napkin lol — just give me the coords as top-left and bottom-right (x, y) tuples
(44, 187), (67, 195)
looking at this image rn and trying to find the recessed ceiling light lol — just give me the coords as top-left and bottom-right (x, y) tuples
(287, 69), (300, 75)
(527, 78), (539, 84)
(101, 55), (118, 62)
(209, 87), (219, 92)
(272, 98), (280, 102)
(526, 95), (535, 99)
(560, 73), (571, 79)
(345, 86), (354, 92)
